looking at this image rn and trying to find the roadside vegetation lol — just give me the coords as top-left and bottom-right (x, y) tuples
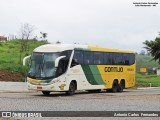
(136, 74), (160, 87)
(136, 54), (160, 87)
(0, 39), (47, 81)
(135, 37), (160, 87)
(136, 54), (159, 74)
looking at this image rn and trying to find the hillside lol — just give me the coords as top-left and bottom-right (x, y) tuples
(0, 40), (47, 81)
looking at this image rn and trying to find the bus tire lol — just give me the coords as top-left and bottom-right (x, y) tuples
(42, 91), (50, 96)
(111, 80), (118, 93)
(118, 80), (125, 92)
(66, 81), (76, 96)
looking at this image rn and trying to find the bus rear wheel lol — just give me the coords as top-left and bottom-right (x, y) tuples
(66, 81), (76, 96)
(118, 80), (125, 92)
(111, 81), (118, 93)
(42, 91), (50, 96)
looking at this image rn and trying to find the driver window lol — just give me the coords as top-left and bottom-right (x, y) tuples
(56, 59), (69, 76)
(56, 50), (71, 76)
(71, 51), (83, 67)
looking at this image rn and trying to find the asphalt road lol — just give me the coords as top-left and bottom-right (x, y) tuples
(0, 88), (160, 120)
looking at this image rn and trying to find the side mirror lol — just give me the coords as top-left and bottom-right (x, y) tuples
(23, 55), (31, 66)
(55, 56), (66, 67)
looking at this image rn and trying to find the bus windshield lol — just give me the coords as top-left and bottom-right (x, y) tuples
(28, 52), (60, 79)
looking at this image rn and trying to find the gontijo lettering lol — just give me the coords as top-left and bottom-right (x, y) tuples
(104, 67), (123, 72)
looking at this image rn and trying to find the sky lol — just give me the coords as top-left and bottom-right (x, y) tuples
(0, 0), (160, 53)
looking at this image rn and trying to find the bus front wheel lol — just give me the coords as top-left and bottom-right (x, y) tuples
(66, 81), (76, 96)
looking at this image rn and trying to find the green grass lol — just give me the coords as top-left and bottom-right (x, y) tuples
(136, 54), (159, 74)
(136, 74), (160, 87)
(0, 39), (47, 74)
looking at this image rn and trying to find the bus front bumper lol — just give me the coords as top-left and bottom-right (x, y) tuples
(27, 83), (67, 92)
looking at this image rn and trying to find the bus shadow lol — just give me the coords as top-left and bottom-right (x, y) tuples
(33, 90), (131, 97)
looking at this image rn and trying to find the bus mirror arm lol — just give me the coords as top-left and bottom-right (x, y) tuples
(55, 56), (66, 67)
(23, 55), (31, 66)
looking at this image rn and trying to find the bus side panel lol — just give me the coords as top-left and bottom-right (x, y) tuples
(66, 65), (106, 90)
(97, 64), (136, 89)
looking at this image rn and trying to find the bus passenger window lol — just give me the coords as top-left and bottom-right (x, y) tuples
(93, 52), (103, 64)
(123, 54), (129, 65)
(83, 51), (93, 64)
(124, 60), (129, 65)
(123, 53), (135, 65)
(112, 53), (124, 65)
(129, 54), (135, 65)
(104, 53), (112, 65)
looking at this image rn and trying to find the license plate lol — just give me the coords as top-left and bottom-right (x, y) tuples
(37, 86), (42, 89)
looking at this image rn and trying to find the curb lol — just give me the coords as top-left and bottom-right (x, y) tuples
(0, 91), (35, 93)
(137, 87), (160, 90)
(0, 82), (29, 93)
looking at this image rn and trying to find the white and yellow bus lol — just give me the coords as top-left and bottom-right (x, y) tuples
(24, 44), (135, 95)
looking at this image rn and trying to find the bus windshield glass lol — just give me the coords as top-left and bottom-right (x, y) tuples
(28, 52), (60, 79)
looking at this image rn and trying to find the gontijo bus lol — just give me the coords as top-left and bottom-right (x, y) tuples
(23, 44), (135, 95)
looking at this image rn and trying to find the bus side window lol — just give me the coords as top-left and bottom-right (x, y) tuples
(112, 53), (124, 65)
(128, 54), (135, 65)
(125, 60), (129, 65)
(123, 53), (135, 65)
(123, 54), (129, 65)
(104, 53), (112, 65)
(83, 51), (93, 64)
(71, 51), (83, 67)
(93, 52), (103, 64)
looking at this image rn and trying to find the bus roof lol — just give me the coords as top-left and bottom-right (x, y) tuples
(33, 44), (135, 53)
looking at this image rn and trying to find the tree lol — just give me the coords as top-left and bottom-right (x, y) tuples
(40, 32), (47, 40)
(19, 23), (35, 52)
(18, 23), (35, 65)
(139, 50), (146, 55)
(143, 37), (160, 63)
